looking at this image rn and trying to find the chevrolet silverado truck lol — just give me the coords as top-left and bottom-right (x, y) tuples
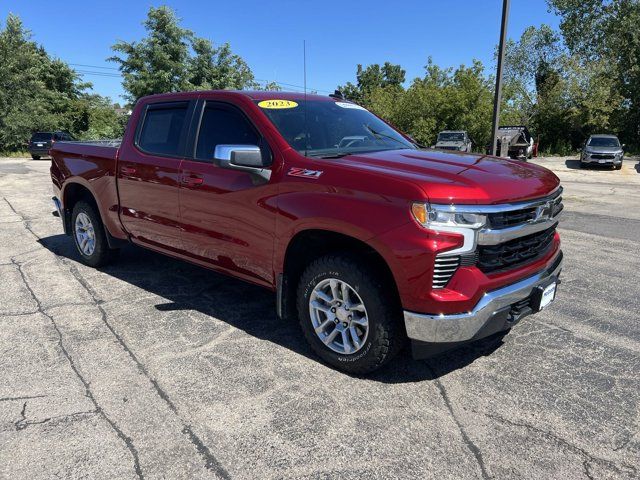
(50, 91), (564, 374)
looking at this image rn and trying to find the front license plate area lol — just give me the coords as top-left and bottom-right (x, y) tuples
(532, 279), (557, 311)
(598, 159), (606, 164)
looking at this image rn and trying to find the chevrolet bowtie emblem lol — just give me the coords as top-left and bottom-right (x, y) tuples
(534, 202), (553, 222)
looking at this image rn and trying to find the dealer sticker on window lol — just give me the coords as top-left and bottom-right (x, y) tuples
(539, 282), (557, 310)
(334, 102), (367, 110)
(258, 100), (298, 109)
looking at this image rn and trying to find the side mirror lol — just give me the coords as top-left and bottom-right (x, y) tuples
(214, 144), (271, 181)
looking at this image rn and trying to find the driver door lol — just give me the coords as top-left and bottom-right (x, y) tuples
(178, 100), (277, 286)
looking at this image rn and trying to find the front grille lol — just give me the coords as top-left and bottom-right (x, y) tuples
(487, 192), (563, 229)
(477, 226), (556, 273)
(488, 207), (538, 228)
(591, 154), (615, 160)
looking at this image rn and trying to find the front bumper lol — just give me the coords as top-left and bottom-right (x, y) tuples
(404, 251), (563, 354)
(582, 156), (622, 165)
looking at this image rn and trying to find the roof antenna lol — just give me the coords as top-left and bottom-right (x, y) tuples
(303, 39), (308, 157)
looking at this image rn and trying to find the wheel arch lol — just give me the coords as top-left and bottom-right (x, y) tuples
(62, 181), (125, 249)
(278, 229), (401, 322)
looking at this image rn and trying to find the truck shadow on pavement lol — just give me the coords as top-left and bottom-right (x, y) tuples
(39, 234), (507, 383)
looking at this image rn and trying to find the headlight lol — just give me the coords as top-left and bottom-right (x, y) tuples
(411, 203), (487, 229)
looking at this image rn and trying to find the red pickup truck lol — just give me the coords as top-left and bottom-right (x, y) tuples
(50, 90), (563, 374)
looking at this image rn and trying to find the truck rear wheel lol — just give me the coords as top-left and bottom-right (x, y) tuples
(72, 201), (118, 267)
(296, 254), (403, 374)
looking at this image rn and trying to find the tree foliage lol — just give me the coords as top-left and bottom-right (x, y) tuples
(339, 11), (638, 153)
(110, 6), (256, 103)
(0, 14), (124, 152)
(339, 59), (494, 148)
(547, 0), (640, 147)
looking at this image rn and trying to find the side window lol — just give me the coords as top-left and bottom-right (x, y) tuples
(195, 105), (259, 160)
(138, 103), (188, 156)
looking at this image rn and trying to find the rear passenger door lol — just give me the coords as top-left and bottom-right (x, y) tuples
(178, 100), (277, 286)
(117, 100), (195, 252)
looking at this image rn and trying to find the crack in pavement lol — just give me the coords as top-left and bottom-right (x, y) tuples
(10, 257), (144, 480)
(484, 413), (637, 477)
(14, 401), (98, 431)
(5, 197), (231, 480)
(425, 366), (491, 480)
(64, 256), (231, 480)
(613, 430), (638, 452)
(0, 394), (47, 403)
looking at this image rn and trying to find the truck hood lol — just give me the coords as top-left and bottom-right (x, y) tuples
(335, 149), (560, 204)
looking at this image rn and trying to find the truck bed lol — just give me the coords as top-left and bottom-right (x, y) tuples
(50, 140), (120, 165)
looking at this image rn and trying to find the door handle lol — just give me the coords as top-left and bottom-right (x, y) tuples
(120, 166), (137, 175)
(181, 174), (204, 186)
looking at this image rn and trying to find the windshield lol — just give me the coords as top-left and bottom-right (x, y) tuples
(588, 137), (620, 148)
(438, 132), (464, 141)
(31, 132), (52, 142)
(256, 99), (416, 158)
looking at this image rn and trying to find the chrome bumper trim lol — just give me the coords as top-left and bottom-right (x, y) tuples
(404, 253), (563, 343)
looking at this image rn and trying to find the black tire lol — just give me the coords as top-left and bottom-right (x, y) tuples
(615, 162), (622, 170)
(31, 155), (40, 160)
(296, 254), (404, 374)
(71, 200), (118, 267)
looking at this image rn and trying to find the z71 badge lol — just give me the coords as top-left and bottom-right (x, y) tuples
(287, 167), (323, 179)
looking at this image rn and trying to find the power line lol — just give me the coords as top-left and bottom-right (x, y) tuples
(75, 70), (121, 78)
(70, 62), (120, 71)
(71, 64), (332, 94)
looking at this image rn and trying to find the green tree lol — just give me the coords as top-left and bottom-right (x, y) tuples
(110, 6), (256, 103)
(548, 0), (640, 146)
(338, 62), (406, 104)
(338, 59), (493, 148)
(258, 81), (282, 91)
(189, 38), (255, 90)
(0, 14), (126, 152)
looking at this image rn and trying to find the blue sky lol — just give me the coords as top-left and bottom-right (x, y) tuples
(2, 0), (559, 103)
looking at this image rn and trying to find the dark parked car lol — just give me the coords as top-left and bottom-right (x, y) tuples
(28, 131), (74, 159)
(580, 134), (625, 170)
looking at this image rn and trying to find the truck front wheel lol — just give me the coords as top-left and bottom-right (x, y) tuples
(72, 200), (118, 267)
(297, 254), (403, 374)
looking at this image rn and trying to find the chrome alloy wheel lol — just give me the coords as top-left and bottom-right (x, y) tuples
(74, 212), (96, 256)
(309, 278), (369, 355)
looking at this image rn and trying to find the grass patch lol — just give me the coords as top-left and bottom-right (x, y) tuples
(0, 151), (30, 158)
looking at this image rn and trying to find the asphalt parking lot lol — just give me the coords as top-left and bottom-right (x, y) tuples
(1, 155), (639, 479)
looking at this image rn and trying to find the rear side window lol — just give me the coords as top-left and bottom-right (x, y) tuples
(138, 103), (188, 156)
(195, 105), (259, 160)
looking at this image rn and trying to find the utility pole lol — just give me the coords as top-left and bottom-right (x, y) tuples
(491, 0), (510, 156)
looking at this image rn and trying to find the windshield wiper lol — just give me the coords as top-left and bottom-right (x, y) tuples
(364, 124), (414, 148)
(307, 152), (351, 159)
